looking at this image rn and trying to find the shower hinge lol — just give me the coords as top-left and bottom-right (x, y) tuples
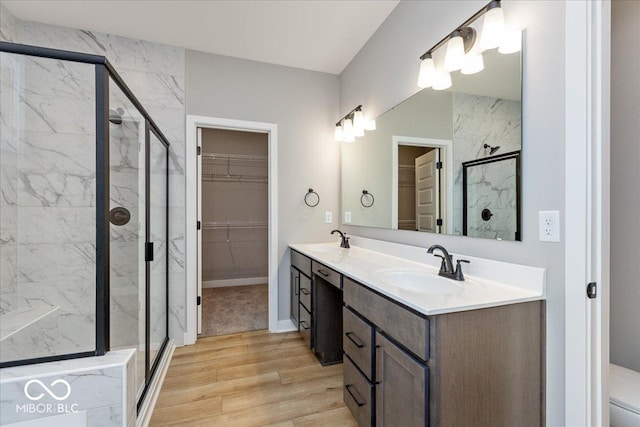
(436, 161), (443, 169)
(197, 221), (201, 230)
(197, 296), (201, 306)
(197, 146), (201, 155)
(587, 282), (597, 299)
(145, 242), (154, 262)
(436, 218), (443, 226)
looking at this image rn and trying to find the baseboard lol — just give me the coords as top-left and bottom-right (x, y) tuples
(203, 276), (268, 288)
(276, 319), (297, 333)
(137, 340), (175, 427)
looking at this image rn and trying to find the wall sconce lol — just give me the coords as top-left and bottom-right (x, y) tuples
(335, 105), (376, 142)
(417, 0), (521, 89)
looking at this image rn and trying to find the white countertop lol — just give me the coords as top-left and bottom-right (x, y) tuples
(289, 239), (545, 316)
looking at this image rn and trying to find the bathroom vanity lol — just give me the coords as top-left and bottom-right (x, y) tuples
(289, 238), (545, 427)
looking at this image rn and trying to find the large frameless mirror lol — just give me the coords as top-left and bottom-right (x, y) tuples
(341, 43), (522, 241)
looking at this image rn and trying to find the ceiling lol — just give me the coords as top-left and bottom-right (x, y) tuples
(3, 0), (400, 75)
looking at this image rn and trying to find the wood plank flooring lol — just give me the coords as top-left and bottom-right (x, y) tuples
(150, 330), (358, 427)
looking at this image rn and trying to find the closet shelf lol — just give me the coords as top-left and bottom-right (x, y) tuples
(202, 174), (268, 183)
(202, 153), (268, 162)
(203, 221), (268, 230)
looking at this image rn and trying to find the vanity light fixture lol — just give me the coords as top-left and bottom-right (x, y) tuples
(417, 0), (519, 89)
(335, 105), (375, 142)
(479, 1), (505, 50)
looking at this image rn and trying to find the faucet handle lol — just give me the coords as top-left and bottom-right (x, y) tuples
(454, 259), (470, 281)
(432, 254), (447, 272)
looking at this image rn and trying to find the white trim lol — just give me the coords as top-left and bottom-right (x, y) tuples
(564, 1), (610, 426)
(391, 136), (454, 234)
(185, 115), (278, 345)
(277, 319), (297, 333)
(203, 277), (269, 288)
(137, 341), (175, 427)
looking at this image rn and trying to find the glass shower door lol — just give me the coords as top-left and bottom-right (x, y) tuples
(148, 128), (168, 374)
(109, 79), (147, 399)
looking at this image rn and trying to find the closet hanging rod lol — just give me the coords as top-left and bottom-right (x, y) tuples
(203, 221), (268, 230)
(201, 152), (268, 162)
(202, 174), (268, 183)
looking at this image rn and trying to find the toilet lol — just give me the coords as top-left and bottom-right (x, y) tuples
(610, 364), (640, 426)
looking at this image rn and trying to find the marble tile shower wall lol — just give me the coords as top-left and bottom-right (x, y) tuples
(452, 93), (522, 237)
(0, 8), (187, 355)
(0, 3), (20, 316)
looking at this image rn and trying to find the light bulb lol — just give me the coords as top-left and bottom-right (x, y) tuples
(444, 32), (466, 72)
(417, 56), (436, 88)
(432, 72), (452, 90)
(499, 28), (522, 54)
(334, 124), (343, 142)
(353, 109), (365, 137)
(461, 53), (484, 75)
(479, 2), (505, 50)
(343, 118), (354, 142)
(364, 119), (376, 131)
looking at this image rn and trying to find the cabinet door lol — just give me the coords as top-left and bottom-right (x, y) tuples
(290, 266), (299, 327)
(376, 332), (428, 427)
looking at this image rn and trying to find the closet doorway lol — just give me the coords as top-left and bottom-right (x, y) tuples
(197, 128), (269, 337)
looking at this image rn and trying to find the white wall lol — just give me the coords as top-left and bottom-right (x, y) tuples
(185, 50), (340, 320)
(610, 0), (640, 373)
(339, 1), (566, 425)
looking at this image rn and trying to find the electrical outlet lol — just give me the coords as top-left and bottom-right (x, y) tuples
(539, 211), (560, 242)
(344, 212), (352, 223)
(325, 211), (332, 224)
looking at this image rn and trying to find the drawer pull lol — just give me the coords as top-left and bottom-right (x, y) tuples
(299, 320), (310, 330)
(317, 269), (330, 277)
(300, 288), (311, 295)
(345, 332), (365, 349)
(295, 276), (299, 296)
(345, 384), (365, 407)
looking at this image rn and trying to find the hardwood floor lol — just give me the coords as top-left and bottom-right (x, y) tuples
(150, 330), (358, 426)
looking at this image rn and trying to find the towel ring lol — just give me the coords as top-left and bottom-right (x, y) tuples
(304, 188), (320, 207)
(361, 190), (374, 208)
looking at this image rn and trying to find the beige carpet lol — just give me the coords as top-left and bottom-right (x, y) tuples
(200, 284), (268, 337)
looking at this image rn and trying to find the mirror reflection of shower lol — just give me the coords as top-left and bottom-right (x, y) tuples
(109, 107), (124, 125)
(483, 143), (500, 155)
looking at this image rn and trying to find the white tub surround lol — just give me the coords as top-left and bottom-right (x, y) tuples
(0, 349), (136, 427)
(290, 236), (545, 316)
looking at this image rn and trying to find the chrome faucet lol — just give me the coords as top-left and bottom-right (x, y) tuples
(427, 244), (469, 281)
(331, 229), (350, 248)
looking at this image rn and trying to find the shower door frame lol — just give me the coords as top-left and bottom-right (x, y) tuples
(0, 42), (171, 405)
(461, 150), (522, 241)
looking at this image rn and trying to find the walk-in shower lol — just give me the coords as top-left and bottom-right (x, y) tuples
(0, 41), (170, 407)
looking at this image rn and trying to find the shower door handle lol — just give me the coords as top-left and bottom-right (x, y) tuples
(145, 242), (154, 262)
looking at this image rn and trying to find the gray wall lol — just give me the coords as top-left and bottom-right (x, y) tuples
(338, 1), (566, 425)
(185, 50), (340, 320)
(611, 0), (640, 373)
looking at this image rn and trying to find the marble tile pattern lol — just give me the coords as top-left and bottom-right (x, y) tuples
(465, 158), (518, 240)
(452, 93), (521, 238)
(0, 306), (60, 362)
(0, 348), (136, 427)
(0, 8), (187, 363)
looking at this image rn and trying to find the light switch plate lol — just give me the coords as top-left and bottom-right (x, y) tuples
(539, 211), (560, 242)
(325, 211), (332, 224)
(344, 212), (352, 223)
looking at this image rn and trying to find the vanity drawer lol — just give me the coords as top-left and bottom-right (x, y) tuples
(344, 355), (374, 427)
(343, 306), (374, 381)
(343, 277), (429, 362)
(299, 304), (312, 348)
(291, 250), (311, 277)
(312, 260), (341, 289)
(299, 274), (312, 312)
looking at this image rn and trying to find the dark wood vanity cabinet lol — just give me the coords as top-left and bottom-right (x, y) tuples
(342, 277), (544, 427)
(290, 250), (312, 348)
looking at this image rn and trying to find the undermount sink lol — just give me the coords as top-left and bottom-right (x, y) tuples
(374, 269), (465, 295)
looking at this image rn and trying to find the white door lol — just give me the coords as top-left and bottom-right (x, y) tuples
(197, 127), (203, 335)
(415, 150), (440, 233)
